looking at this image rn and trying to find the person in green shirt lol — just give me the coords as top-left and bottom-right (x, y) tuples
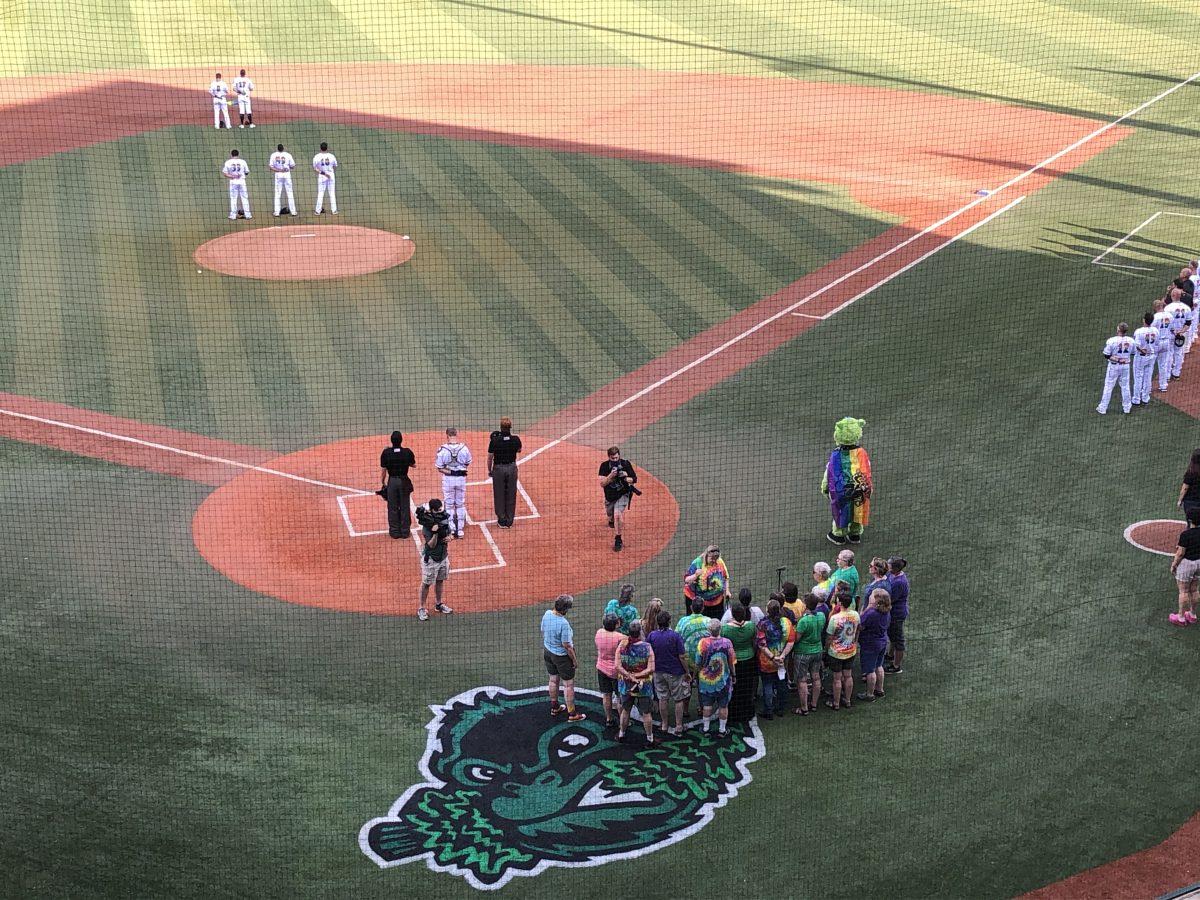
(790, 594), (826, 716)
(829, 548), (861, 609)
(721, 604), (759, 723)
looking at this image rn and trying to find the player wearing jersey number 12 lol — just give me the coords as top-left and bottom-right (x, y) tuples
(1096, 322), (1134, 415)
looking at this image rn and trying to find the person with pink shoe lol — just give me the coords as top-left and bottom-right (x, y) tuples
(1168, 507), (1200, 627)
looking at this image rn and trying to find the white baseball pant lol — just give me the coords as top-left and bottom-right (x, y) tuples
(442, 475), (467, 533)
(316, 175), (337, 214)
(237, 96), (252, 115)
(1170, 337), (1186, 377)
(1097, 361), (1130, 414)
(1133, 352), (1155, 403)
(228, 183), (250, 218)
(274, 174), (296, 215)
(1156, 348), (1172, 390)
(213, 99), (231, 129)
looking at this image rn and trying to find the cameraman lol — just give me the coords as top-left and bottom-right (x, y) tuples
(416, 498), (454, 622)
(598, 446), (638, 553)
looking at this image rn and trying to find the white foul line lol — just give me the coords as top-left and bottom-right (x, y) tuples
(517, 68), (1200, 466)
(0, 406), (369, 495)
(1092, 211), (1161, 264)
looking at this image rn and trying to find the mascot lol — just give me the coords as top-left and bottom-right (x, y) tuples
(821, 417), (872, 545)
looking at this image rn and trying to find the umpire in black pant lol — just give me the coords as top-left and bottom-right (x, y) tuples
(381, 430), (416, 539)
(488, 416), (522, 527)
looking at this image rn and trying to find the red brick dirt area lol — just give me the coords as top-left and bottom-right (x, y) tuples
(194, 225), (415, 280)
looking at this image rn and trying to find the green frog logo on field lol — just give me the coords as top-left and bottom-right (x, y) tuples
(359, 686), (765, 890)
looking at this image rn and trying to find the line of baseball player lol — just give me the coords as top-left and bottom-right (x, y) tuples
(220, 143), (339, 220)
(1097, 263), (1197, 415)
(208, 70), (256, 129)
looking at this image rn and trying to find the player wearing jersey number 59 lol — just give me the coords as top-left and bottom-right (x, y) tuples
(313, 142), (338, 215)
(231, 69), (255, 128)
(268, 144), (297, 217)
(209, 73), (231, 129)
(1096, 322), (1134, 415)
(221, 150), (251, 221)
(1132, 311), (1159, 406)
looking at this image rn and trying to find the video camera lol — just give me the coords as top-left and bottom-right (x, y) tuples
(415, 504), (451, 534)
(610, 459), (642, 497)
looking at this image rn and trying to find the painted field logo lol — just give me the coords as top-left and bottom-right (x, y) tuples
(359, 686), (765, 890)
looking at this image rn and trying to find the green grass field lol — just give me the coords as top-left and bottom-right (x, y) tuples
(3, 2), (1200, 897)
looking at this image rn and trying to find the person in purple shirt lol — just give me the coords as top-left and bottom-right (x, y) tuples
(885, 557), (909, 674)
(863, 557), (890, 607)
(857, 589), (892, 701)
(647, 611), (691, 736)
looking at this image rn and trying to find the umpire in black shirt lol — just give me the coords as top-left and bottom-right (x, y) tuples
(381, 430), (416, 539)
(488, 416), (522, 527)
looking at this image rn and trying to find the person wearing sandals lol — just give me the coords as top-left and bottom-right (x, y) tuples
(615, 622), (657, 743)
(1169, 506), (1200, 627)
(594, 613), (624, 728)
(696, 619), (736, 737)
(648, 611), (690, 736)
(722, 604), (760, 723)
(791, 593), (826, 717)
(824, 591), (860, 710)
(857, 589), (892, 701)
(885, 557), (910, 674)
(755, 599), (795, 720)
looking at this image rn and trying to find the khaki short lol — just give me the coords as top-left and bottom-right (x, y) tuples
(1176, 556), (1200, 585)
(652, 671), (690, 702)
(421, 556), (449, 585)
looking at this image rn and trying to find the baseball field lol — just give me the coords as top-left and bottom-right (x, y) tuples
(3, 1), (1200, 896)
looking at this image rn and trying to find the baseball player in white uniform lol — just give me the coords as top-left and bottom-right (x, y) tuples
(1151, 298), (1174, 392)
(269, 144), (297, 217)
(209, 73), (231, 129)
(1132, 311), (1159, 405)
(1165, 289), (1194, 378)
(222, 149), (251, 220)
(232, 69), (255, 128)
(312, 142), (338, 215)
(1096, 322), (1134, 415)
(435, 427), (472, 538)
(1188, 260), (1199, 352)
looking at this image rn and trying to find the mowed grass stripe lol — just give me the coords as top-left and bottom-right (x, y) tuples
(437, 139), (649, 380)
(460, 141), (696, 367)
(562, 153), (783, 306)
(237, 0), (378, 65)
(512, 151), (709, 345)
(405, 138), (595, 402)
(334, 0), (513, 63)
(110, 135), (215, 431)
(0, 166), (23, 387)
(20, 0), (146, 74)
(79, 142), (166, 425)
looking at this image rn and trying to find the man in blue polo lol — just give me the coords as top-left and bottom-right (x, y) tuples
(541, 594), (585, 722)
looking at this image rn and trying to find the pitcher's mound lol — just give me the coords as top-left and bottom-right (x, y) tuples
(194, 225), (415, 280)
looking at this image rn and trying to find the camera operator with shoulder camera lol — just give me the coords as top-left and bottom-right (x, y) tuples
(598, 446), (639, 553)
(415, 498), (454, 622)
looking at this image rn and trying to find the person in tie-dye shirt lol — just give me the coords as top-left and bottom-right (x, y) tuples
(684, 545), (731, 617)
(603, 583), (639, 635)
(755, 599), (795, 719)
(615, 622), (656, 744)
(696, 619), (736, 736)
(824, 593), (860, 710)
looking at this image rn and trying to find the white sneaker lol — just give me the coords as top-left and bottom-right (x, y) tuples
(291, 212), (298, 216)
(239, 124), (245, 128)
(1095, 408), (1106, 415)
(417, 608), (429, 621)
(228, 215), (237, 220)
(331, 210), (339, 215)
(456, 531), (464, 539)
(245, 214), (252, 219)
(249, 123), (256, 128)
(273, 213), (280, 217)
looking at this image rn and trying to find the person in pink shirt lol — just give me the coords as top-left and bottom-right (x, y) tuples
(594, 613), (624, 728)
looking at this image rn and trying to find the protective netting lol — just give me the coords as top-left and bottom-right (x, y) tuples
(1, 2), (1199, 897)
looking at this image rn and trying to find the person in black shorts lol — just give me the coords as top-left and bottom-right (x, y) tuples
(488, 417), (522, 528)
(380, 430), (416, 539)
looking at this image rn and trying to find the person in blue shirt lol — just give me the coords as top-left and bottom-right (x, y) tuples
(541, 594), (585, 722)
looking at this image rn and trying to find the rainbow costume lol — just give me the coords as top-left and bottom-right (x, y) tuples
(821, 417), (873, 544)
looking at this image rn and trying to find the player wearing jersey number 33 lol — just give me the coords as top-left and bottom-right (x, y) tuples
(221, 149), (251, 221)
(1097, 322), (1134, 415)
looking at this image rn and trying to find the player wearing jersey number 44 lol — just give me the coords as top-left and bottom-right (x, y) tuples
(313, 142), (339, 215)
(1097, 322), (1134, 415)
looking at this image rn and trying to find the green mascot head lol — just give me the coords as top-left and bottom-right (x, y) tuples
(833, 417), (865, 448)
